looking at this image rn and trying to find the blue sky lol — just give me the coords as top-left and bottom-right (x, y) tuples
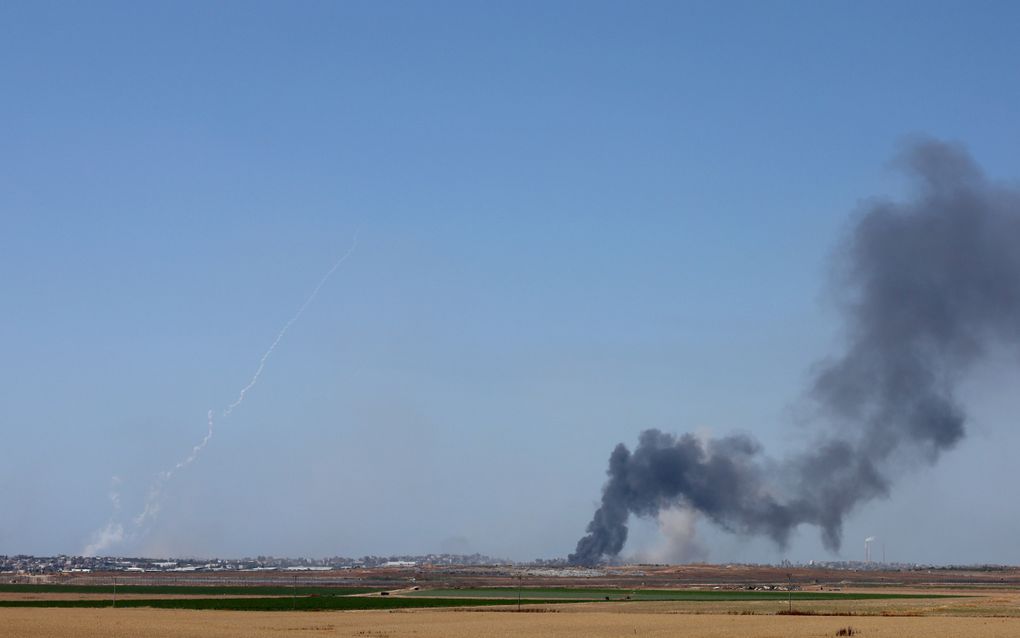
(3, 1), (1020, 563)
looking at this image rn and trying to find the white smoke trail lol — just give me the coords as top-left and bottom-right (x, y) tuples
(83, 477), (126, 556)
(223, 228), (361, 417)
(83, 522), (125, 557)
(108, 476), (122, 511)
(82, 229), (361, 556)
(131, 409), (215, 530)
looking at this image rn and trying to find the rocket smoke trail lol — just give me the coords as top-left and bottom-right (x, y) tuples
(223, 231), (361, 417)
(83, 229), (360, 555)
(570, 139), (1020, 564)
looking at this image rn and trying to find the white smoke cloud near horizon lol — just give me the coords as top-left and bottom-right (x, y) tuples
(83, 522), (125, 558)
(81, 229), (362, 556)
(631, 507), (709, 565)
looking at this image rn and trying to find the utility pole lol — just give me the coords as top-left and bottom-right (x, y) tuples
(787, 573), (792, 614)
(113, 577), (117, 609)
(517, 572), (522, 612)
(292, 575), (297, 611)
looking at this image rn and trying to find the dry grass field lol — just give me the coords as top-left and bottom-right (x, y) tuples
(8, 567), (1020, 636)
(6, 604), (1020, 638)
(6, 591), (1020, 638)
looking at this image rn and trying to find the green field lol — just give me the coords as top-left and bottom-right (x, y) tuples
(0, 584), (960, 612)
(406, 587), (959, 601)
(0, 596), (580, 611)
(0, 584), (379, 596)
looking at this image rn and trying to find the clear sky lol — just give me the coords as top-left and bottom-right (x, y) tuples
(3, 1), (1020, 564)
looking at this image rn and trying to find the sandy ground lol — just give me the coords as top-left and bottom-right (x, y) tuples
(6, 606), (1020, 638)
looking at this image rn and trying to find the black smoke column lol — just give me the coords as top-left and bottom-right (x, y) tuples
(570, 140), (1020, 565)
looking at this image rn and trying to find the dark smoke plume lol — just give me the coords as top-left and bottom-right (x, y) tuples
(570, 140), (1020, 565)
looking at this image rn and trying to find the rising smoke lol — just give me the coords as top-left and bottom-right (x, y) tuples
(635, 506), (709, 565)
(570, 139), (1020, 564)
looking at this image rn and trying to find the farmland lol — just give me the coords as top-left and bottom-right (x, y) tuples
(0, 595), (582, 611)
(7, 605), (1020, 638)
(3, 564), (1020, 636)
(0, 584), (380, 596)
(402, 586), (954, 601)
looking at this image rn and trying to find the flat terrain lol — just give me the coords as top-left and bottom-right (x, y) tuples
(7, 606), (1020, 638)
(5, 566), (1020, 636)
(403, 586), (951, 600)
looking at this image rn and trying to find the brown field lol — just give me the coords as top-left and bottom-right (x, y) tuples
(8, 565), (1020, 636)
(7, 604), (1020, 638)
(28, 562), (1020, 590)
